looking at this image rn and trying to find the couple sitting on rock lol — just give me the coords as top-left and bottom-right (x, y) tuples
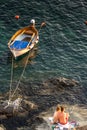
(52, 105), (69, 125)
(49, 105), (76, 130)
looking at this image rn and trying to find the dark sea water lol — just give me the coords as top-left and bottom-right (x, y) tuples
(0, 0), (87, 92)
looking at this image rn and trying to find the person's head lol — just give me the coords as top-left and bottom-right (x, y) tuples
(60, 106), (65, 112)
(56, 105), (60, 111)
(30, 19), (35, 26)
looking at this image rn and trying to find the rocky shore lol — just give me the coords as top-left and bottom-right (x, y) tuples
(0, 77), (87, 130)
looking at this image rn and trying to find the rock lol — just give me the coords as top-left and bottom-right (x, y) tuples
(47, 77), (79, 87)
(24, 100), (38, 109)
(0, 98), (38, 119)
(0, 125), (6, 130)
(0, 77), (86, 130)
(77, 125), (87, 130)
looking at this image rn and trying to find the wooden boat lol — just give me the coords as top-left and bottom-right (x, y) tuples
(8, 22), (39, 59)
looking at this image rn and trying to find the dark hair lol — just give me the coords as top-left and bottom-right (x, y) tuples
(60, 106), (65, 112)
(56, 105), (60, 111)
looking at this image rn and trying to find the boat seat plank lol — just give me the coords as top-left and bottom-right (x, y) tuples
(24, 30), (33, 35)
(22, 37), (31, 42)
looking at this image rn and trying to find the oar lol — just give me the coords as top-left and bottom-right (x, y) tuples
(27, 22), (46, 48)
(38, 22), (46, 33)
(85, 20), (87, 25)
(27, 33), (35, 47)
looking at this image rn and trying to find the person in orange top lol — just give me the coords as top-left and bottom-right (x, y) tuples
(58, 106), (69, 125)
(52, 105), (61, 124)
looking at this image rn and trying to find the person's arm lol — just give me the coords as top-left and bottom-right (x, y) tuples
(52, 111), (59, 124)
(66, 113), (69, 122)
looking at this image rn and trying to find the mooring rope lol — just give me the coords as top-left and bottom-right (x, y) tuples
(10, 55), (29, 100)
(9, 56), (14, 101)
(9, 35), (36, 101)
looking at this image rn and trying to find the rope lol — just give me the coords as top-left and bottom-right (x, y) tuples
(9, 33), (36, 100)
(9, 56), (14, 101)
(10, 56), (28, 100)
